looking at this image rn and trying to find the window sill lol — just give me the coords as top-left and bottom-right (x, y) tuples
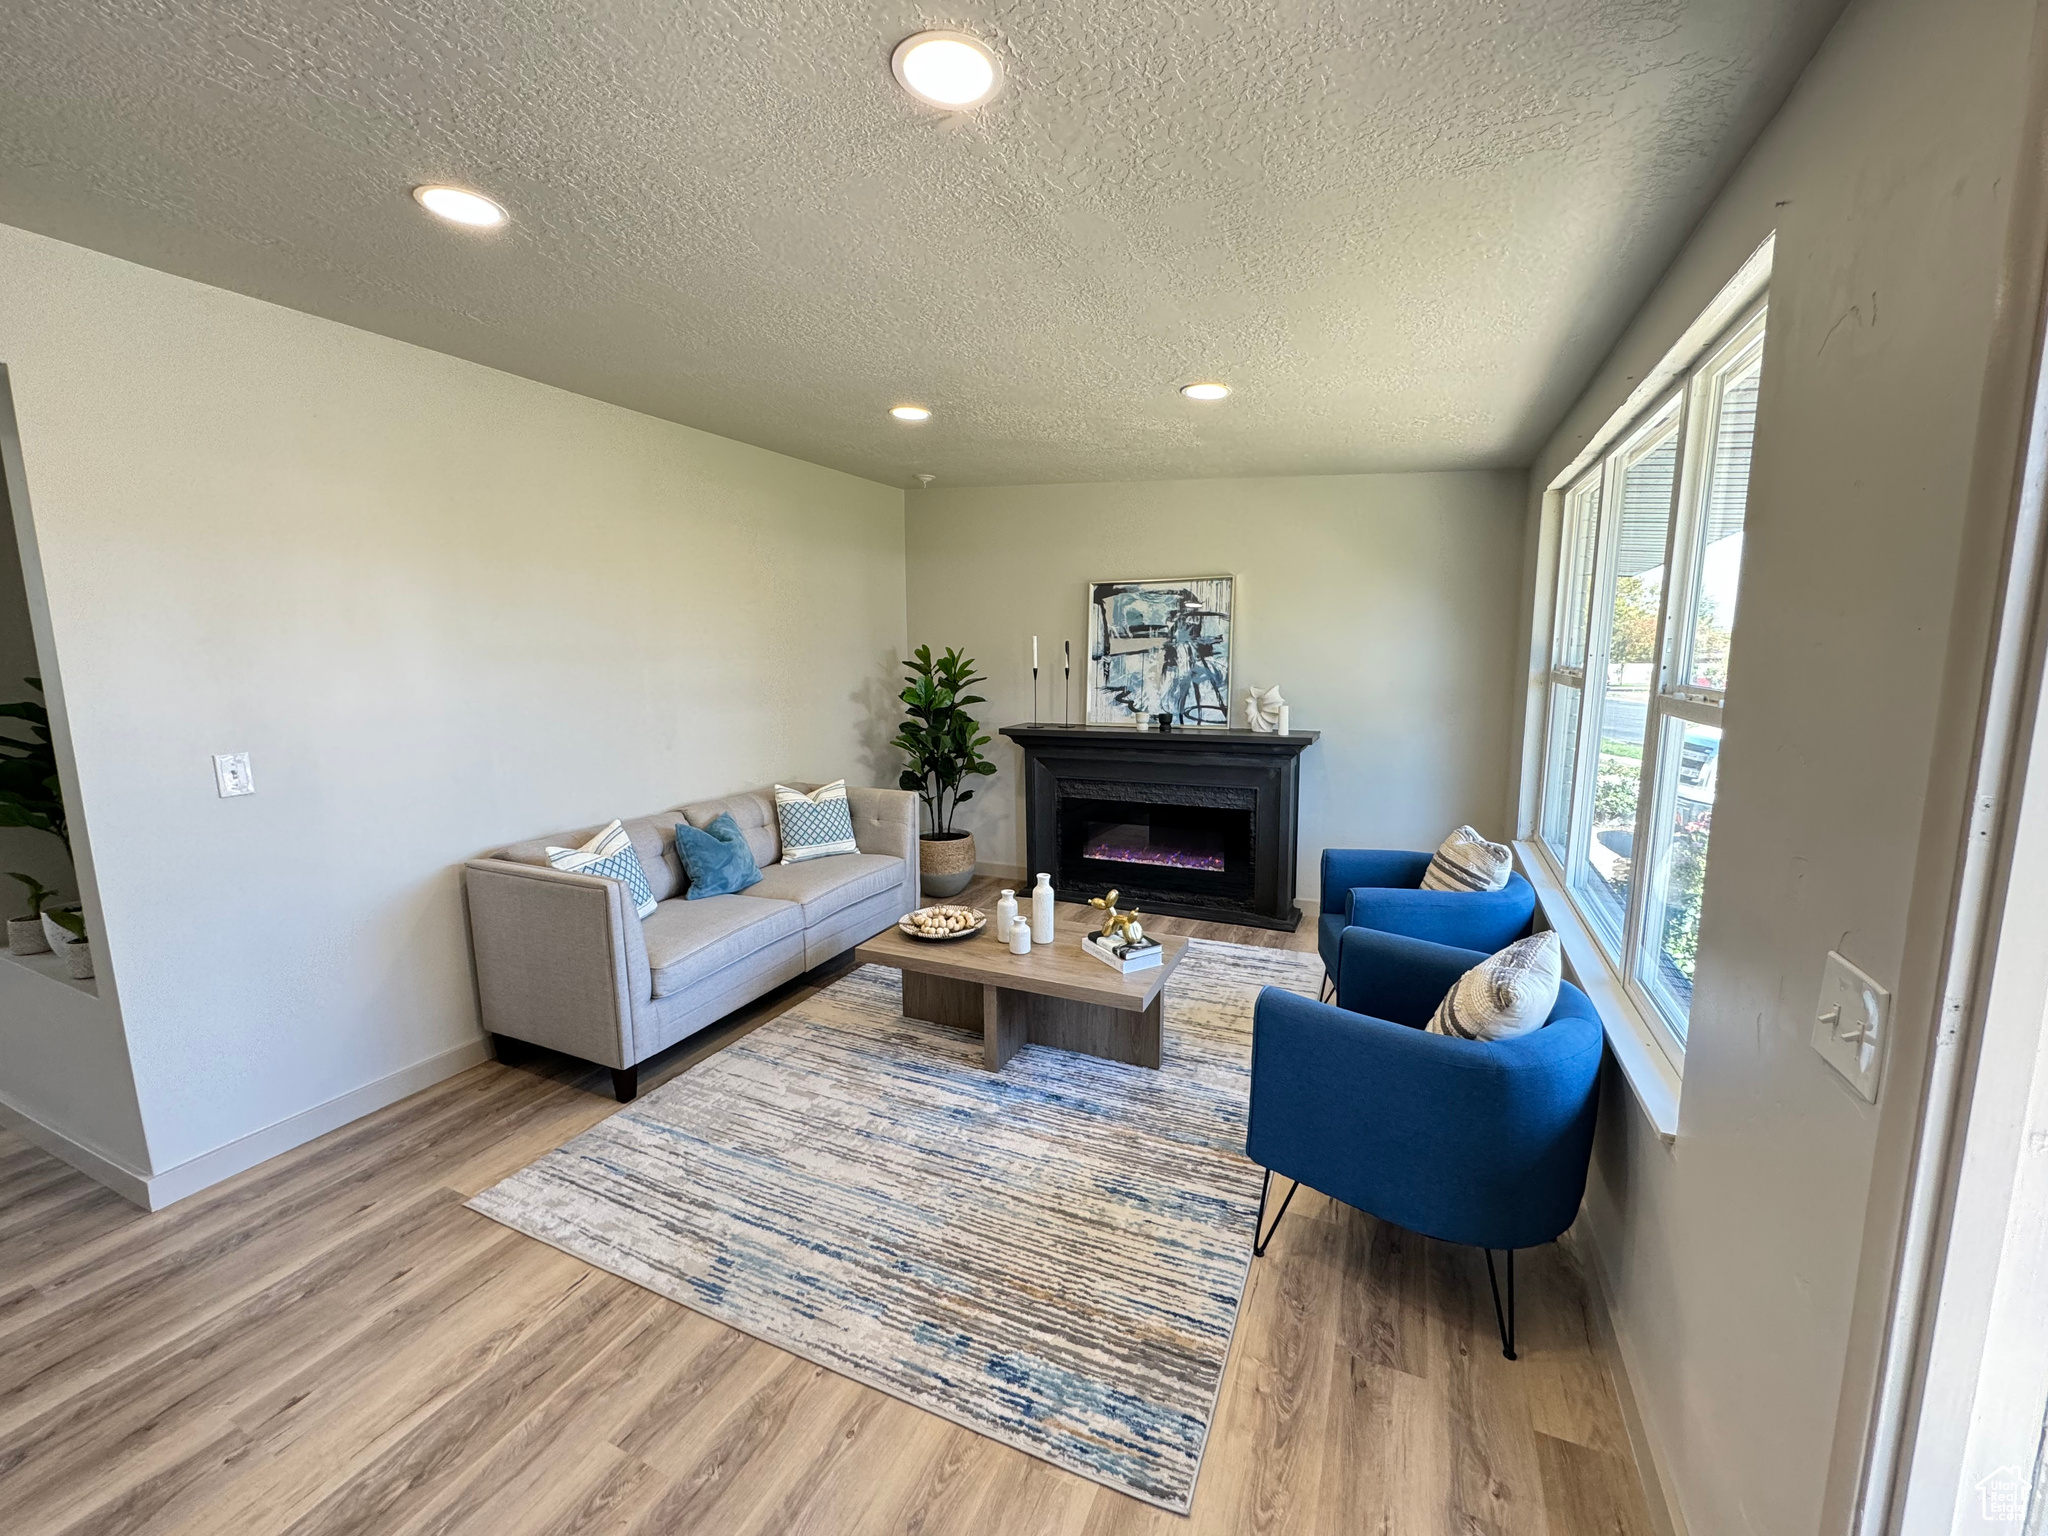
(1514, 842), (1681, 1143)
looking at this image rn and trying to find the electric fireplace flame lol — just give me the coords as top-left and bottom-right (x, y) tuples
(1081, 822), (1226, 873)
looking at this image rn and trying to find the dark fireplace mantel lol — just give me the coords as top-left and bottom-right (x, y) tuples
(1000, 724), (1319, 931)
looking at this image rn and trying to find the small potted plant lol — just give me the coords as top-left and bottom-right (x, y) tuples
(3, 678), (80, 965)
(893, 645), (998, 898)
(40, 905), (91, 978)
(6, 872), (56, 955)
(40, 901), (82, 956)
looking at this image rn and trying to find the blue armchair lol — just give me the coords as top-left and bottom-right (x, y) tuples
(1248, 926), (1602, 1358)
(1317, 848), (1535, 998)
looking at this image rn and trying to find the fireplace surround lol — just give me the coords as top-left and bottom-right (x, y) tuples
(1000, 724), (1319, 930)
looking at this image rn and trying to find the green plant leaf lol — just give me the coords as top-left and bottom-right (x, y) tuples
(0, 680), (66, 856)
(896, 646), (998, 836)
(6, 871), (59, 919)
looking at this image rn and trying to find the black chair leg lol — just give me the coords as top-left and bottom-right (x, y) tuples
(1319, 972), (1335, 1003)
(1484, 1248), (1518, 1360)
(610, 1065), (640, 1103)
(1252, 1168), (1299, 1257)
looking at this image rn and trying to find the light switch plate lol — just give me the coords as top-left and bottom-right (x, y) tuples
(213, 751), (255, 798)
(1812, 950), (1890, 1103)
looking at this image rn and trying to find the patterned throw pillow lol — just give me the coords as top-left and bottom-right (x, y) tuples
(545, 819), (658, 918)
(1420, 825), (1514, 893)
(774, 781), (860, 864)
(1428, 931), (1562, 1042)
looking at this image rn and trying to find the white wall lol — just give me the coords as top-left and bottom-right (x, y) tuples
(905, 473), (1527, 884)
(1512, 1), (2041, 1531)
(0, 223), (906, 1188)
(0, 372), (149, 1177)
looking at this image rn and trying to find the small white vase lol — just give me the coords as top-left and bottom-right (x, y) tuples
(1008, 917), (1032, 955)
(1031, 873), (1055, 944)
(994, 889), (1017, 941)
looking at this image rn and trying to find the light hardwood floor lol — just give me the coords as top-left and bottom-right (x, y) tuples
(0, 881), (1655, 1534)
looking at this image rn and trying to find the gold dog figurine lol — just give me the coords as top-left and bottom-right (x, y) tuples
(1088, 890), (1145, 946)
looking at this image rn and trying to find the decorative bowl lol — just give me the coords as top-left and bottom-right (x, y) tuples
(899, 905), (988, 942)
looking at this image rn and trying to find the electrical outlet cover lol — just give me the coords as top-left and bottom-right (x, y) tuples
(214, 751), (255, 798)
(1811, 950), (1890, 1103)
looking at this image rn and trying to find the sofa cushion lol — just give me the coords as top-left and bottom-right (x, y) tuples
(677, 790), (781, 871)
(746, 853), (906, 926)
(498, 814), (682, 903)
(1427, 930), (1562, 1042)
(675, 812), (763, 899)
(773, 780), (859, 863)
(544, 820), (657, 919)
(642, 894), (802, 1000)
(1420, 825), (1513, 893)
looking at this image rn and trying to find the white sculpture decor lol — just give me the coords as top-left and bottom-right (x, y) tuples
(1244, 684), (1287, 733)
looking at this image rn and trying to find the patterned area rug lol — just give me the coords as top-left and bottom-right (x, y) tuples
(468, 939), (1322, 1512)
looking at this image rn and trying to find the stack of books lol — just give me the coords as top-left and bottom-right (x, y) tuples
(1081, 931), (1164, 973)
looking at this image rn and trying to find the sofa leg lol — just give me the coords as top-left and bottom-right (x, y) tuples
(610, 1065), (640, 1103)
(489, 1032), (525, 1065)
(1319, 972), (1335, 1003)
(1484, 1248), (1518, 1360)
(1252, 1168), (1299, 1257)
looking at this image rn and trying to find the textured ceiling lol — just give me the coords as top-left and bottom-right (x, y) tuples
(0, 0), (1844, 486)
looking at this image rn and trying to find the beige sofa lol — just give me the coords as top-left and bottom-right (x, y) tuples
(464, 785), (918, 1100)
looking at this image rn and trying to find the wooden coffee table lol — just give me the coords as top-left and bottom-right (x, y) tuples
(853, 924), (1191, 1071)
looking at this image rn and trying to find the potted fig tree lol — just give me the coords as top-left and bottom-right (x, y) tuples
(892, 645), (997, 898)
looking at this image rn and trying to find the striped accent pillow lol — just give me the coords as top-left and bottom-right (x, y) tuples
(1427, 931), (1562, 1042)
(1420, 825), (1513, 893)
(775, 781), (859, 864)
(545, 819), (658, 918)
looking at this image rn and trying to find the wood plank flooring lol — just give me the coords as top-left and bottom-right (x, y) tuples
(0, 881), (1655, 1534)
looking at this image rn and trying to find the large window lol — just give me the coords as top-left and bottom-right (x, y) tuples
(1534, 302), (1764, 1057)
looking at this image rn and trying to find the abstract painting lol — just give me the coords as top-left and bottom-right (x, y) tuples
(1087, 575), (1234, 726)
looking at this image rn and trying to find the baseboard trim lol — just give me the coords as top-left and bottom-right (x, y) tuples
(0, 1092), (152, 1206)
(139, 1037), (493, 1210)
(974, 862), (1026, 882)
(2, 1037), (493, 1211)
(1565, 1224), (1691, 1536)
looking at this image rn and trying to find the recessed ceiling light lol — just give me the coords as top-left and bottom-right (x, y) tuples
(891, 32), (1002, 110)
(1180, 382), (1231, 401)
(890, 405), (932, 421)
(412, 185), (508, 228)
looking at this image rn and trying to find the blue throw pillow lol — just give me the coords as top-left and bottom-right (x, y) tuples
(675, 812), (763, 899)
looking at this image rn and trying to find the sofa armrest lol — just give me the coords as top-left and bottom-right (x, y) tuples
(847, 787), (921, 918)
(1319, 848), (1431, 911)
(463, 858), (648, 1069)
(1343, 873), (1535, 951)
(1335, 926), (1479, 1026)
